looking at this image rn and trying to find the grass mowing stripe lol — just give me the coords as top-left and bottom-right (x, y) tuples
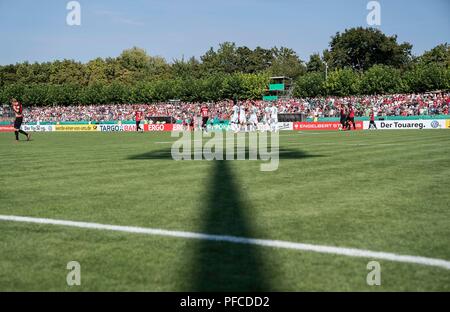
(1, 214), (449, 270)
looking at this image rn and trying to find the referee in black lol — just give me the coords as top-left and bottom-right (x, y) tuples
(11, 98), (31, 142)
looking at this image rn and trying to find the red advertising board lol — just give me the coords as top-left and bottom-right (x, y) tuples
(293, 121), (363, 131)
(144, 124), (182, 132)
(0, 125), (14, 132)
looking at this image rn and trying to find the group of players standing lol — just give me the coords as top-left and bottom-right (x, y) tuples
(339, 105), (357, 131)
(183, 100), (279, 133)
(230, 100), (279, 133)
(339, 105), (377, 130)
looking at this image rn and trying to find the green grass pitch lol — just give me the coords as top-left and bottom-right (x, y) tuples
(0, 130), (449, 291)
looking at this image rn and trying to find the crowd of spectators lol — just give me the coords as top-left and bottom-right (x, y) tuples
(300, 93), (449, 118)
(1, 93), (449, 123)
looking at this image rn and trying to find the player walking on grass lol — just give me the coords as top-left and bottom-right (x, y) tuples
(369, 110), (377, 130)
(200, 104), (209, 132)
(135, 108), (143, 132)
(11, 98), (31, 142)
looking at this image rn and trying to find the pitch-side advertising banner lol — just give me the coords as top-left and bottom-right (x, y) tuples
(55, 124), (98, 131)
(277, 122), (294, 131)
(144, 124), (181, 132)
(293, 121), (363, 131)
(205, 122), (293, 131)
(98, 124), (139, 132)
(257, 122), (293, 131)
(0, 125), (14, 132)
(22, 125), (55, 132)
(363, 120), (447, 130)
(207, 123), (231, 131)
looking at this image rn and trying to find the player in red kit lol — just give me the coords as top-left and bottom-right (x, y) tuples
(135, 109), (144, 132)
(200, 105), (209, 132)
(346, 105), (356, 130)
(339, 105), (347, 130)
(11, 98), (31, 142)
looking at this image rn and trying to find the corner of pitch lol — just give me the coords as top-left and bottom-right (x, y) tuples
(170, 130), (279, 172)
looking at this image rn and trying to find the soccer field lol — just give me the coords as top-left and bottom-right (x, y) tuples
(0, 130), (449, 291)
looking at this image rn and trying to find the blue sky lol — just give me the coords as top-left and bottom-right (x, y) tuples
(0, 0), (448, 65)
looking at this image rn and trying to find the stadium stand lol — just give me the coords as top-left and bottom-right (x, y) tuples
(1, 93), (449, 123)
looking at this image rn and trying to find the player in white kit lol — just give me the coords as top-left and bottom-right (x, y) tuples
(231, 101), (239, 133)
(239, 104), (247, 132)
(263, 104), (272, 132)
(270, 104), (278, 132)
(248, 104), (258, 132)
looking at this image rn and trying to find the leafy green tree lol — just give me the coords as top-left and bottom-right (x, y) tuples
(248, 46), (274, 73)
(306, 53), (326, 73)
(22, 84), (49, 106)
(49, 60), (87, 85)
(360, 65), (402, 94)
(222, 74), (242, 99)
(151, 79), (178, 102)
(201, 43), (275, 75)
(235, 46), (254, 73)
(117, 47), (170, 82)
(201, 42), (240, 74)
(85, 58), (109, 85)
(326, 27), (412, 71)
(200, 47), (220, 75)
(171, 56), (203, 79)
(15, 62), (34, 85)
(416, 44), (450, 68)
(118, 47), (149, 73)
(130, 82), (152, 103)
(147, 55), (171, 79)
(105, 81), (132, 104)
(0, 83), (26, 104)
(234, 46), (274, 74)
(269, 47), (306, 79)
(403, 63), (450, 93)
(80, 83), (108, 104)
(325, 68), (361, 96)
(294, 72), (326, 97)
(239, 73), (269, 99)
(0, 65), (18, 87)
(200, 74), (226, 101)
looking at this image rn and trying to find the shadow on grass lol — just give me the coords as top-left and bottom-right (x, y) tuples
(127, 147), (324, 161)
(126, 144), (323, 290)
(188, 160), (271, 291)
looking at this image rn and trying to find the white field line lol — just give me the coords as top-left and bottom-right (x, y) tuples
(1, 215), (449, 270)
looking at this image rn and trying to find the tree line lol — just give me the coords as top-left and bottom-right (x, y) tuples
(0, 27), (449, 105)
